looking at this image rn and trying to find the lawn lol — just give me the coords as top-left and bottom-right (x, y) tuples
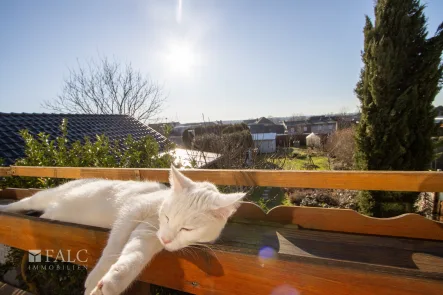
(260, 147), (330, 170)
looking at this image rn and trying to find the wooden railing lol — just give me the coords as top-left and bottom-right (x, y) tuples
(2, 166), (443, 191)
(1, 166), (443, 295)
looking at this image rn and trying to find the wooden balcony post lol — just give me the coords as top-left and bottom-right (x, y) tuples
(432, 169), (442, 221)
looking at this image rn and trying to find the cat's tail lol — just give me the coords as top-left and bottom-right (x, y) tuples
(0, 188), (58, 213)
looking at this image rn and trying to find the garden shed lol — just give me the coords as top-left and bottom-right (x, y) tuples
(252, 133), (276, 153)
(306, 132), (321, 148)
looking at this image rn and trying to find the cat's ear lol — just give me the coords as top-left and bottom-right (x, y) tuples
(169, 165), (194, 192)
(211, 193), (245, 219)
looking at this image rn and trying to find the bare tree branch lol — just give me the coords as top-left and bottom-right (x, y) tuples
(42, 56), (167, 123)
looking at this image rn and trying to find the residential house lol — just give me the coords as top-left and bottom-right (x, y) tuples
(284, 116), (337, 135)
(332, 113), (360, 129)
(246, 117), (285, 134)
(283, 119), (310, 135)
(245, 117), (285, 152)
(306, 116), (337, 134)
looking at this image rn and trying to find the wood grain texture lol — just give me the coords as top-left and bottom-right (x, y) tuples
(2, 189), (443, 241)
(0, 212), (442, 295)
(0, 167), (10, 177)
(6, 166), (443, 192)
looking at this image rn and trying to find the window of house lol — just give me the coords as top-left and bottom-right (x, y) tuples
(303, 126), (307, 132)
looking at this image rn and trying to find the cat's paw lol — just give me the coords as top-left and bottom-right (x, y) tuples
(85, 264), (109, 292)
(89, 281), (105, 295)
(89, 285), (103, 295)
(89, 279), (118, 295)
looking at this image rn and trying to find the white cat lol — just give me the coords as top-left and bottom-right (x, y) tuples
(0, 166), (245, 295)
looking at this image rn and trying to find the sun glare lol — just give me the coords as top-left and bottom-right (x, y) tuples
(165, 41), (196, 76)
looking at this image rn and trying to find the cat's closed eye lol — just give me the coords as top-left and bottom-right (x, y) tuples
(180, 228), (193, 231)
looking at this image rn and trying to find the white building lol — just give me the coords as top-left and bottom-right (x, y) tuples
(306, 132), (321, 148)
(160, 148), (221, 168)
(252, 133), (277, 153)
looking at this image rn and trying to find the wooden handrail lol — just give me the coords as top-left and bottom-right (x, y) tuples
(1, 166), (443, 192)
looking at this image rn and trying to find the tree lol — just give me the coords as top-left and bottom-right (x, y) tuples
(324, 127), (356, 170)
(354, 0), (443, 216)
(43, 56), (166, 123)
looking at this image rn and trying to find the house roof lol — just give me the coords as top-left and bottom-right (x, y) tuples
(248, 123), (285, 134)
(307, 116), (336, 123)
(256, 117), (275, 125)
(283, 120), (307, 126)
(0, 113), (169, 165)
(284, 116), (337, 126)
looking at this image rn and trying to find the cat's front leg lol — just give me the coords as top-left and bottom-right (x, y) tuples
(85, 205), (148, 293)
(90, 223), (163, 295)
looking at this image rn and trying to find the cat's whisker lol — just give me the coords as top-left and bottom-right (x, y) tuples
(132, 219), (159, 230)
(188, 244), (220, 263)
(188, 248), (219, 265)
(183, 247), (199, 260)
(190, 243), (220, 261)
(188, 247), (201, 260)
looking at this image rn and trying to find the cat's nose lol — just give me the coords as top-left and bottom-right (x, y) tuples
(161, 236), (172, 244)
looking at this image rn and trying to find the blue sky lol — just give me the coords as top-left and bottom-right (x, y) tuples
(1, 0), (442, 123)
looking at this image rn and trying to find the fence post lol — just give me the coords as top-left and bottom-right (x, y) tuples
(432, 169), (442, 221)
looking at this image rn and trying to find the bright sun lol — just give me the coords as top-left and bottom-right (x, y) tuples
(165, 41), (196, 76)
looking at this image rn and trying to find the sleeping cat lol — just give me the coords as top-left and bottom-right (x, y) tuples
(0, 165), (245, 295)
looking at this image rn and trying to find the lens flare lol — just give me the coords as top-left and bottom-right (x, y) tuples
(258, 246), (277, 260)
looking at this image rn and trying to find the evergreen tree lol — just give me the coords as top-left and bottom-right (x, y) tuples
(355, 0), (443, 217)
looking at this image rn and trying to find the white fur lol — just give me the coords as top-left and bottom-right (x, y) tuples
(0, 166), (244, 295)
